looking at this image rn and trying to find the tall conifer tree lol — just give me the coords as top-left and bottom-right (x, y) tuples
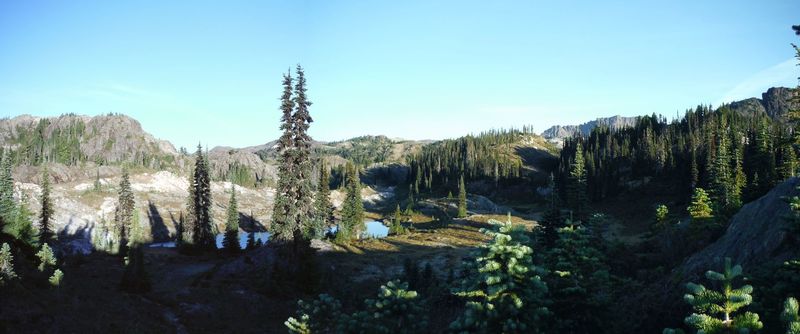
(290, 65), (315, 244)
(271, 71), (297, 242)
(457, 174), (467, 218)
(39, 169), (54, 243)
(222, 187), (240, 253)
(190, 145), (214, 250)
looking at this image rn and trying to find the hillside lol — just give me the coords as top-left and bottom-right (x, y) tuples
(541, 115), (638, 146)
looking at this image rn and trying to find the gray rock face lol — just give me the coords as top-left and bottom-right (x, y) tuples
(677, 177), (800, 280)
(726, 87), (797, 120)
(541, 115), (638, 145)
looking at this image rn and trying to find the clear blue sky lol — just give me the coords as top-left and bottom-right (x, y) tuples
(1, 1), (798, 150)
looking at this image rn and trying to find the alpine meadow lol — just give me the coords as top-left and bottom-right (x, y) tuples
(2, 2), (800, 333)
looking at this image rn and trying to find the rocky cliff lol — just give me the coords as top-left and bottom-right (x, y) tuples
(541, 115), (638, 146)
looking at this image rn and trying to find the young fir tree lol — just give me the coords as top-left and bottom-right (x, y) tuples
(389, 204), (407, 236)
(48, 269), (63, 287)
(709, 134), (735, 213)
(120, 245), (151, 293)
(286, 294), (344, 334)
(222, 187), (241, 253)
(457, 174), (468, 218)
(39, 169), (54, 243)
(271, 70), (297, 242)
(655, 204), (669, 225)
(0, 152), (15, 230)
(0, 243), (17, 285)
(783, 297), (800, 334)
(190, 145), (214, 251)
(688, 187), (714, 219)
(114, 168), (135, 251)
(290, 65), (315, 245)
(339, 162), (364, 242)
(680, 258), (762, 333)
(311, 162), (334, 238)
(9, 198), (37, 246)
(545, 223), (612, 333)
(567, 143), (589, 220)
(539, 173), (563, 247)
(36, 243), (56, 272)
(451, 216), (550, 333)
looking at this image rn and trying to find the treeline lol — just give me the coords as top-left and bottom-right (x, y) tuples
(406, 127), (542, 196)
(557, 105), (797, 216)
(321, 135), (395, 167)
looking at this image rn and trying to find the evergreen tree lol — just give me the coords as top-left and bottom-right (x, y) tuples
(451, 216), (550, 333)
(539, 173), (563, 247)
(311, 162), (334, 238)
(688, 187), (714, 219)
(290, 64), (315, 245)
(48, 269), (63, 287)
(36, 243), (56, 272)
(222, 187), (241, 253)
(120, 245), (151, 293)
(681, 258), (762, 333)
(286, 294), (343, 334)
(39, 169), (54, 243)
(189, 145), (214, 251)
(655, 204), (669, 226)
(0, 152), (15, 229)
(114, 168), (135, 250)
(345, 280), (428, 334)
(0, 243), (17, 285)
(567, 143), (589, 219)
(545, 223), (612, 333)
(8, 198), (37, 246)
(389, 204), (408, 235)
(339, 162), (364, 241)
(457, 174), (468, 218)
(271, 70), (297, 242)
(783, 297), (800, 334)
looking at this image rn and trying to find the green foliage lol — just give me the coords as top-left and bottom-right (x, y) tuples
(388, 204), (408, 236)
(339, 162), (364, 242)
(655, 204), (669, 225)
(567, 142), (590, 219)
(682, 258), (762, 334)
(285, 294), (342, 334)
(407, 127), (537, 194)
(36, 243), (56, 272)
(188, 145), (214, 251)
(311, 162), (334, 238)
(457, 174), (468, 218)
(783, 297), (800, 334)
(322, 135), (395, 167)
(5, 198), (38, 247)
(49, 269), (63, 287)
(0, 152), (15, 230)
(0, 243), (17, 285)
(39, 169), (54, 242)
(222, 188), (241, 253)
(451, 217), (550, 333)
(114, 168), (136, 250)
(688, 188), (714, 219)
(545, 221), (613, 333)
(286, 281), (427, 334)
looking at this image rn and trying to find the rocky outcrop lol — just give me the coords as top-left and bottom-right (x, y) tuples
(675, 177), (800, 281)
(727, 87), (797, 120)
(541, 115), (638, 145)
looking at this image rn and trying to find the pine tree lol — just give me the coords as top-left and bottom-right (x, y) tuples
(286, 294), (343, 334)
(114, 168), (135, 251)
(222, 187), (241, 253)
(290, 64), (315, 245)
(190, 145), (214, 251)
(48, 269), (63, 287)
(39, 169), (54, 243)
(682, 258), (762, 333)
(783, 297), (800, 334)
(271, 70), (297, 242)
(451, 216), (550, 333)
(311, 162), (334, 238)
(346, 280), (428, 334)
(545, 223), (612, 333)
(8, 198), (37, 246)
(0, 243), (17, 285)
(567, 143), (589, 219)
(0, 152), (15, 229)
(688, 187), (714, 219)
(540, 173), (563, 247)
(339, 162), (364, 241)
(655, 204), (669, 225)
(457, 174), (468, 218)
(120, 245), (151, 293)
(36, 243), (56, 272)
(389, 204), (407, 235)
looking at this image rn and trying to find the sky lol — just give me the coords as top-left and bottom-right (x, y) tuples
(0, 1), (799, 150)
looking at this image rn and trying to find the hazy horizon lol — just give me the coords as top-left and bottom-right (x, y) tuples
(1, 1), (798, 150)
